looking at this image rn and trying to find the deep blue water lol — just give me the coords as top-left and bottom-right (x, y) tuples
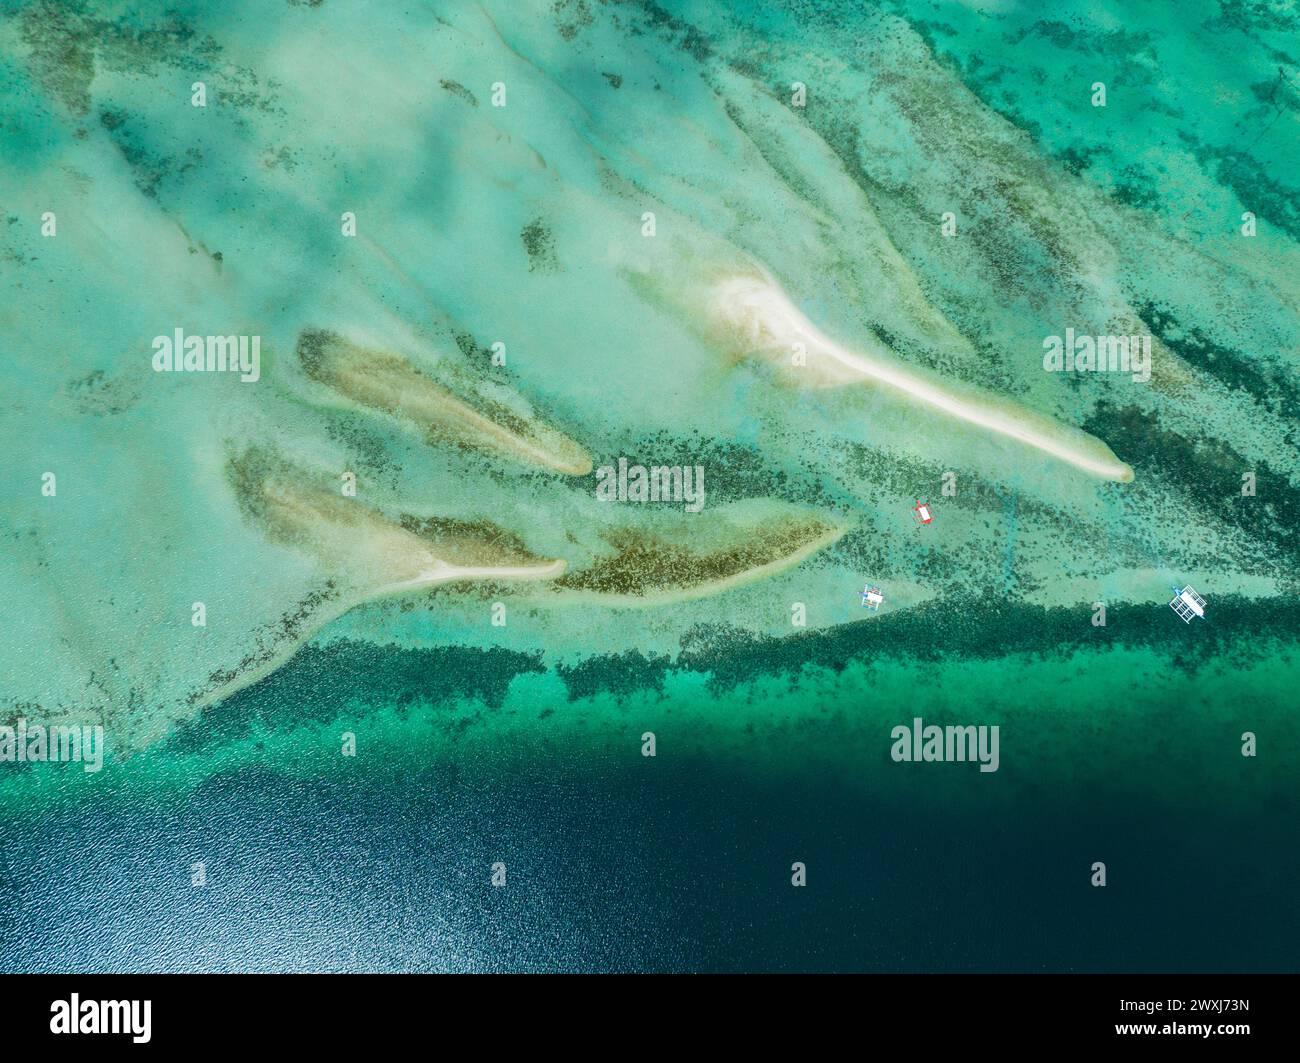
(3, 753), (1295, 973)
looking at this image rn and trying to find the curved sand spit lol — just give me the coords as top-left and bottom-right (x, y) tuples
(711, 274), (1135, 483)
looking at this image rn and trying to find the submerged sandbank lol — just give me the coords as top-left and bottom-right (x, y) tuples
(197, 450), (570, 709)
(552, 506), (845, 605)
(296, 329), (593, 476)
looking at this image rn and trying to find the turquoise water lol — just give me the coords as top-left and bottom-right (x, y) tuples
(1, 0), (1297, 970)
